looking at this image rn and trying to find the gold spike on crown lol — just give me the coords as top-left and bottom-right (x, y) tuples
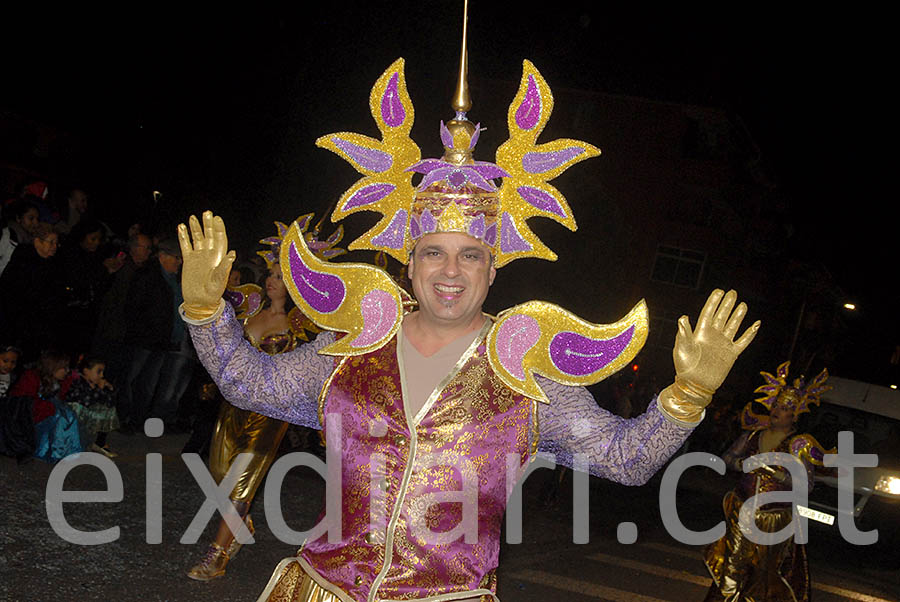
(316, 2), (599, 267)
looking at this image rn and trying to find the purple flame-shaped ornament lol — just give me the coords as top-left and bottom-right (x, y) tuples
(287, 242), (346, 314)
(549, 326), (635, 377)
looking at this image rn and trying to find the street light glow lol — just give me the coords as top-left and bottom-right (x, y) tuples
(843, 303), (856, 310)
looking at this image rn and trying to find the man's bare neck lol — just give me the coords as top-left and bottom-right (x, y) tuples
(402, 312), (486, 358)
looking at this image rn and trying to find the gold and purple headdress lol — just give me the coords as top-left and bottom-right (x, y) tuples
(316, 32), (598, 268)
(225, 215), (345, 321)
(741, 361), (831, 429)
(258, 213), (346, 269)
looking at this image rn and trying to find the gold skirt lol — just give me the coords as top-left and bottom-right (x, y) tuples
(257, 559), (344, 602)
(209, 403), (289, 503)
(258, 558), (497, 602)
(703, 490), (809, 602)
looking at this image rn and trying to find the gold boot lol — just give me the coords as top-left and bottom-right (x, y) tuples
(225, 514), (254, 560)
(187, 542), (230, 581)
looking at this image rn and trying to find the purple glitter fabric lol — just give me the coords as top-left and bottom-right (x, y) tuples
(287, 242), (345, 314)
(515, 75), (542, 131)
(420, 209), (436, 233)
(468, 214), (486, 239)
(439, 121), (454, 147)
(370, 209), (408, 249)
(408, 159), (507, 192)
(500, 212), (532, 253)
(349, 289), (398, 348)
(522, 147), (585, 174)
(380, 72), (406, 127)
(495, 314), (541, 380)
(517, 186), (567, 218)
(536, 377), (694, 484)
(330, 137), (393, 173)
(548, 326), (634, 377)
(409, 214), (422, 239)
(189, 304), (335, 428)
(468, 123), (482, 149)
(222, 289), (244, 308)
(483, 223), (497, 247)
(343, 183), (395, 211)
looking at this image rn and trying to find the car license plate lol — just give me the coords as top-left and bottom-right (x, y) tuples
(797, 505), (835, 525)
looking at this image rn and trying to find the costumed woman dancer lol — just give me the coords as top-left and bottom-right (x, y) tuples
(187, 215), (344, 581)
(178, 7), (763, 601)
(704, 361), (832, 602)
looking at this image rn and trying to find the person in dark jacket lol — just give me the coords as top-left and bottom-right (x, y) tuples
(92, 233), (153, 389)
(0, 223), (66, 361)
(60, 219), (120, 355)
(118, 238), (184, 432)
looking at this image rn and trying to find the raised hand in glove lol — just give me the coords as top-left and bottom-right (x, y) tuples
(659, 289), (760, 424)
(177, 211), (236, 321)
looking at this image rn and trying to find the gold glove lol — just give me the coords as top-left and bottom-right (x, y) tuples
(177, 211), (236, 321)
(659, 289), (760, 424)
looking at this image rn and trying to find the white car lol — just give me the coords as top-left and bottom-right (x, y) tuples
(802, 377), (900, 554)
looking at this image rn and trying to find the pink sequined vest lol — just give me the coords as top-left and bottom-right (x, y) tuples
(300, 334), (535, 602)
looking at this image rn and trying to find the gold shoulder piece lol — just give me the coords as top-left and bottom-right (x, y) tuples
(788, 433), (834, 467)
(486, 299), (648, 402)
(280, 220), (404, 356)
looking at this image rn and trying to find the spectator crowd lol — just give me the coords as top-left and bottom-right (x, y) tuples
(0, 182), (266, 463)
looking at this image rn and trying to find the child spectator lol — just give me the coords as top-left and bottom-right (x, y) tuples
(67, 357), (119, 458)
(9, 349), (81, 462)
(0, 345), (34, 463)
(0, 345), (19, 396)
(0, 345), (33, 461)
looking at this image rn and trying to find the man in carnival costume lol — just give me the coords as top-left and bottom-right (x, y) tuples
(704, 361), (832, 602)
(177, 18), (762, 602)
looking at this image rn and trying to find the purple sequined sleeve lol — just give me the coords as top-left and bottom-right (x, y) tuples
(536, 377), (694, 485)
(188, 303), (336, 429)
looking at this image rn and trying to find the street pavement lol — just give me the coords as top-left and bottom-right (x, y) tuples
(2, 429), (897, 602)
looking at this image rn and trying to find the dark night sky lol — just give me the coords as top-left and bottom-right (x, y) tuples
(3, 4), (895, 374)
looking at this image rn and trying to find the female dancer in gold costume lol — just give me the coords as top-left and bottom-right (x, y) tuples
(187, 217), (343, 581)
(704, 362), (831, 602)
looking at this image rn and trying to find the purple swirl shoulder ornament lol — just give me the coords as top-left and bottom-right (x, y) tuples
(789, 434), (833, 468)
(280, 220), (403, 356)
(223, 284), (264, 320)
(487, 300), (648, 403)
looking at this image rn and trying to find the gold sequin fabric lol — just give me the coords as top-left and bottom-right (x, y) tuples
(207, 328), (301, 502)
(298, 334), (530, 601)
(261, 559), (345, 602)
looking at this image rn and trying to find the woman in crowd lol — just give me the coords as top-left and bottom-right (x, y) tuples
(0, 223), (66, 360)
(61, 219), (123, 354)
(704, 361), (831, 602)
(6, 200), (40, 245)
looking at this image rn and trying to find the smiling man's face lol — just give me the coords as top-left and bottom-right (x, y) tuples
(408, 232), (495, 332)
